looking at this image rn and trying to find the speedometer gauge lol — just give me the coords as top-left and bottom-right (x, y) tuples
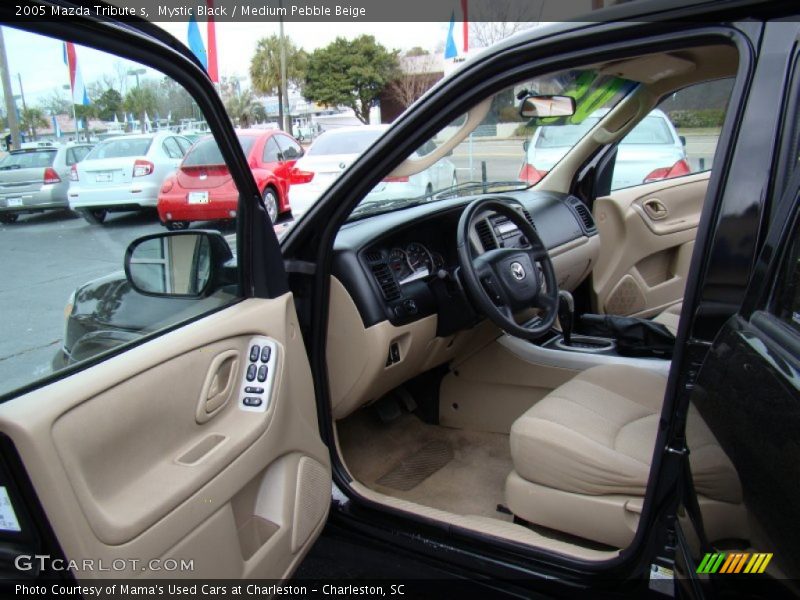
(405, 243), (433, 273)
(388, 248), (411, 280)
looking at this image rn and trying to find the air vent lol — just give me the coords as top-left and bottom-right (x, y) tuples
(475, 219), (497, 251)
(521, 208), (536, 230)
(370, 263), (402, 302)
(572, 202), (596, 232)
(364, 250), (383, 263)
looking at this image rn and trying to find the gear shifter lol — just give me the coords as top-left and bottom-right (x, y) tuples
(558, 290), (575, 346)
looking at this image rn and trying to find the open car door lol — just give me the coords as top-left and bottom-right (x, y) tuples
(0, 14), (330, 582)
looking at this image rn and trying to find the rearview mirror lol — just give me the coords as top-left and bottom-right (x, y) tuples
(124, 231), (233, 298)
(519, 94), (576, 119)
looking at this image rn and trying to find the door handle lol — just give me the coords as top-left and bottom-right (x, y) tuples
(196, 350), (240, 423)
(642, 198), (668, 220)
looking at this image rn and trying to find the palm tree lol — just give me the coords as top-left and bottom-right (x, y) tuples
(124, 86), (157, 133)
(249, 35), (307, 132)
(224, 90), (261, 128)
(20, 108), (48, 141)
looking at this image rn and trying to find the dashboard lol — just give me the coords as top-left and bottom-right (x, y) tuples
(331, 190), (598, 333)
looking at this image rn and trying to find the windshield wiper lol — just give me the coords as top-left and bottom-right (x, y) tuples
(432, 180), (530, 200)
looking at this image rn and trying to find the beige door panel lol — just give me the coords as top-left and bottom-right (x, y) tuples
(0, 295), (330, 580)
(593, 172), (709, 316)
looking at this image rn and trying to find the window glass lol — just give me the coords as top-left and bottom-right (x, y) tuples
(344, 68), (635, 222)
(308, 129), (383, 156)
(774, 219), (800, 333)
(0, 27), (243, 397)
(275, 135), (302, 160)
(175, 137), (192, 155)
(162, 137), (183, 159)
(65, 146), (91, 165)
(0, 150), (56, 169)
(262, 137), (282, 163)
(183, 135), (256, 166)
(87, 137), (152, 159)
(610, 78), (734, 190)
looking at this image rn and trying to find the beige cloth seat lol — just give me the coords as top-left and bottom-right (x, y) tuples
(505, 364), (744, 548)
(653, 302), (682, 335)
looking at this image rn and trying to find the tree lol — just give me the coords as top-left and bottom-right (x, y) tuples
(468, 1), (541, 48)
(389, 53), (440, 109)
(224, 90), (261, 128)
(249, 35), (307, 133)
(95, 89), (123, 121)
(38, 89), (71, 116)
(124, 86), (157, 133)
(20, 108), (47, 140)
(74, 104), (96, 141)
(304, 36), (399, 124)
(405, 46), (430, 57)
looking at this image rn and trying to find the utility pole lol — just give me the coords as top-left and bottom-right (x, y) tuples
(278, 0), (291, 135)
(0, 26), (21, 150)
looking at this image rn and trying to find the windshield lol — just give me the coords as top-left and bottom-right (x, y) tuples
(535, 117), (600, 148)
(182, 135), (258, 166)
(0, 150), (56, 169)
(620, 116), (674, 145)
(86, 138), (152, 160)
(343, 68), (636, 221)
(307, 130), (384, 156)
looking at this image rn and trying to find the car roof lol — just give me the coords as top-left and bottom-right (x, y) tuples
(319, 125), (389, 136)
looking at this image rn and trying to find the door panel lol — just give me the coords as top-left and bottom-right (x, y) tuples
(0, 295), (330, 579)
(592, 171), (709, 317)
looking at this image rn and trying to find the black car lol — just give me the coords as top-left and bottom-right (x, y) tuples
(1, 1), (800, 598)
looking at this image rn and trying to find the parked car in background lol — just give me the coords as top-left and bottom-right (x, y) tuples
(0, 143), (92, 224)
(519, 108), (689, 189)
(68, 131), (192, 224)
(157, 129), (299, 229)
(289, 125), (458, 217)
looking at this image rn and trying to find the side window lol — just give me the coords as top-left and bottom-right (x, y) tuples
(0, 27), (243, 398)
(262, 137), (282, 163)
(610, 78), (734, 191)
(162, 137), (183, 159)
(67, 146), (91, 165)
(773, 219), (800, 333)
(275, 135), (303, 161)
(176, 137), (192, 155)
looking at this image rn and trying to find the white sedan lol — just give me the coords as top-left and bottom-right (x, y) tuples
(288, 125), (457, 218)
(68, 131), (192, 224)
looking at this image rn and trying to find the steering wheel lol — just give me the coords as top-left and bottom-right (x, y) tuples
(457, 197), (559, 340)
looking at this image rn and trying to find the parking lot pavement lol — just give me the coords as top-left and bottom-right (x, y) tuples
(0, 210), (185, 395)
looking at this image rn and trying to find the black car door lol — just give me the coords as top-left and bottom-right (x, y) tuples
(673, 164), (800, 598)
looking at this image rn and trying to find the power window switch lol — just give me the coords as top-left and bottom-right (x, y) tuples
(243, 397), (263, 407)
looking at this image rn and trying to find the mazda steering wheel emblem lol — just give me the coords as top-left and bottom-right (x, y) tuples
(510, 262), (526, 281)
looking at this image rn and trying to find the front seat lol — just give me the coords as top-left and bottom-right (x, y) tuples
(505, 364), (745, 548)
(653, 302), (682, 336)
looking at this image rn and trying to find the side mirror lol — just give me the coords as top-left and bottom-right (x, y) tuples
(124, 230), (233, 298)
(679, 135), (686, 146)
(519, 94), (576, 119)
(522, 140), (530, 153)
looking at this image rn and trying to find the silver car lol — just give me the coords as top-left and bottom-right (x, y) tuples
(0, 144), (93, 224)
(68, 132), (191, 224)
(520, 108), (688, 190)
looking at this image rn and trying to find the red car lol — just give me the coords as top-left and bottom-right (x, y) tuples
(157, 129), (302, 229)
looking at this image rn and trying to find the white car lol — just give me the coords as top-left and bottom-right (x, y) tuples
(289, 125), (457, 218)
(520, 108), (689, 190)
(68, 132), (192, 224)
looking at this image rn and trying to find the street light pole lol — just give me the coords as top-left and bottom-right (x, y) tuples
(0, 26), (21, 149)
(278, 0), (290, 134)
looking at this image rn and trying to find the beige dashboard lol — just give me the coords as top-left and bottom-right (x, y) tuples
(326, 233), (600, 419)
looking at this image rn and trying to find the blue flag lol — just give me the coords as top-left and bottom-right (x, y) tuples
(187, 15), (208, 69)
(444, 11), (458, 59)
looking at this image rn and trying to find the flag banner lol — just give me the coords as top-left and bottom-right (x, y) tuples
(62, 42), (90, 106)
